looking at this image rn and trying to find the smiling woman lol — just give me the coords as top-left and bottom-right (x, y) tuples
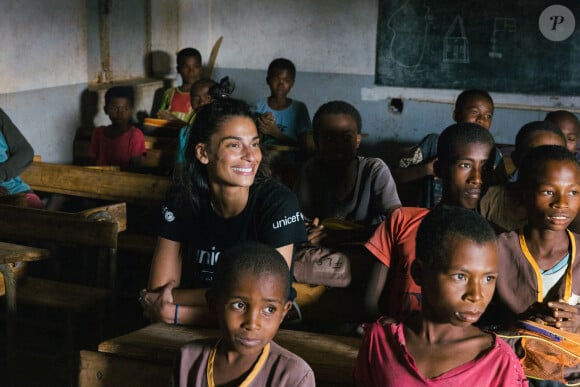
(141, 96), (307, 326)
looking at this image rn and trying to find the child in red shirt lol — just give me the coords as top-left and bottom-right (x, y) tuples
(88, 86), (146, 172)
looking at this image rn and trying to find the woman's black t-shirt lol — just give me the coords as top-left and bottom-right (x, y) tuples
(159, 180), (307, 287)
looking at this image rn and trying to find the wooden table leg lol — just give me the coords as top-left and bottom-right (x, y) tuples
(0, 262), (18, 387)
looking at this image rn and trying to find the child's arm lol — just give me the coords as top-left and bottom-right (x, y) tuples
(127, 155), (143, 173)
(364, 262), (389, 319)
(257, 112), (298, 146)
(0, 109), (34, 181)
(394, 157), (436, 183)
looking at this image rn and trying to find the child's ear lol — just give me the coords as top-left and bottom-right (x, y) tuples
(195, 143), (209, 164)
(356, 134), (362, 149)
(280, 300), (292, 323)
(410, 260), (424, 287)
(433, 158), (443, 178)
(452, 109), (459, 123)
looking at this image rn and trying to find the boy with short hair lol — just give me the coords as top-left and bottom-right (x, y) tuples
(295, 100), (401, 247)
(479, 121), (566, 232)
(253, 58), (313, 154)
(354, 206), (527, 386)
(396, 89), (507, 207)
(174, 241), (315, 387)
(158, 47), (203, 124)
(486, 145), (580, 329)
(483, 145), (580, 384)
(88, 86), (146, 172)
(545, 110), (580, 160)
(364, 123), (495, 320)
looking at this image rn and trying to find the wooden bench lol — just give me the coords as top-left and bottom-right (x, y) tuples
(0, 204), (123, 383)
(79, 323), (360, 387)
(21, 161), (169, 256)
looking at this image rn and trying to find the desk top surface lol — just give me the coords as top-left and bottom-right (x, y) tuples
(99, 323), (361, 383)
(0, 242), (51, 264)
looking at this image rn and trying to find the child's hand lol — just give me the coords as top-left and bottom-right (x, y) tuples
(139, 281), (176, 323)
(547, 300), (580, 332)
(157, 110), (177, 121)
(257, 112), (280, 137)
(306, 217), (327, 246)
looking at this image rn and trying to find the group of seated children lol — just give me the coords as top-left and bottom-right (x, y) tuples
(5, 42), (580, 385)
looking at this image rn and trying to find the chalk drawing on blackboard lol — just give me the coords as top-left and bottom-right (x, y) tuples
(443, 15), (469, 64)
(489, 18), (517, 59)
(387, 0), (431, 69)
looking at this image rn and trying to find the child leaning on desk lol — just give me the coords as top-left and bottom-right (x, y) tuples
(174, 241), (315, 387)
(354, 206), (527, 386)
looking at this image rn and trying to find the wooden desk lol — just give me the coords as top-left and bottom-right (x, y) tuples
(0, 242), (50, 385)
(93, 323), (360, 386)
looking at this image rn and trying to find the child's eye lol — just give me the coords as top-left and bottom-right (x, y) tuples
(458, 162), (472, 168)
(541, 190), (554, 196)
(452, 273), (466, 281)
(231, 301), (245, 310)
(264, 305), (277, 314)
(485, 114), (493, 120)
(570, 190), (579, 196)
(484, 275), (497, 283)
(251, 141), (260, 148)
(227, 142), (240, 148)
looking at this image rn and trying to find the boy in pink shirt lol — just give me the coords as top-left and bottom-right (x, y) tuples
(354, 206), (527, 386)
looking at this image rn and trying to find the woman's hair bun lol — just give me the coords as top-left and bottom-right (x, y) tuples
(209, 76), (235, 100)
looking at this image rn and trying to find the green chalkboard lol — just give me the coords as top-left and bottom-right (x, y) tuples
(376, 1), (580, 96)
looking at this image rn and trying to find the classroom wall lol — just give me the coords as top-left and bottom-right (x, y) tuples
(0, 0), (570, 163)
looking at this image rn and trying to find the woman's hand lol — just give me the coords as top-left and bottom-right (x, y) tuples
(139, 280), (177, 324)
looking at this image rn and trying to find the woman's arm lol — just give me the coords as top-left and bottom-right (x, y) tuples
(148, 237), (183, 290)
(276, 243), (294, 269)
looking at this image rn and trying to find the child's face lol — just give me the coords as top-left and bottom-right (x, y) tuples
(453, 96), (494, 130)
(196, 116), (262, 188)
(177, 57), (202, 85)
(557, 118), (580, 154)
(316, 113), (361, 167)
(525, 159), (580, 231)
(513, 131), (566, 167)
(438, 142), (493, 209)
(216, 270), (291, 358)
(105, 97), (133, 126)
(267, 69), (294, 99)
(190, 85), (212, 111)
(422, 237), (498, 326)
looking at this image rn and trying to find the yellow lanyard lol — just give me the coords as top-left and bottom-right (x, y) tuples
(518, 228), (576, 303)
(206, 339), (270, 387)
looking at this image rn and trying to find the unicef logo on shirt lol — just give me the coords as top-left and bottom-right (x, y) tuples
(162, 206), (175, 223)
